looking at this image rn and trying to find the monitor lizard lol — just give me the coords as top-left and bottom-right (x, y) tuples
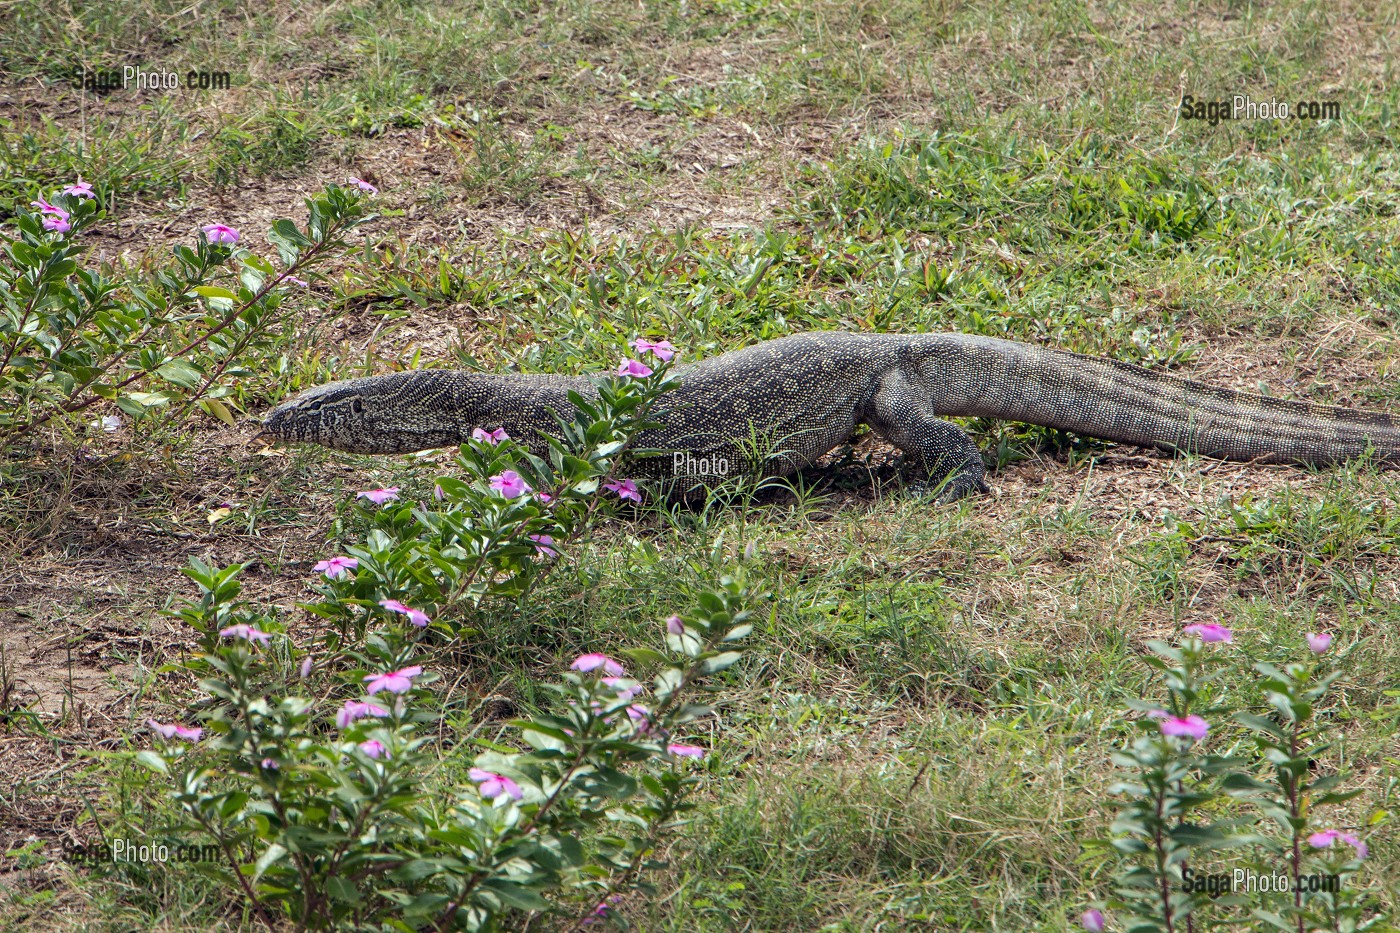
(259, 332), (1399, 502)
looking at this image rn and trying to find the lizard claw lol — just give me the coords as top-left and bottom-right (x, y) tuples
(933, 475), (990, 505)
(911, 471), (989, 504)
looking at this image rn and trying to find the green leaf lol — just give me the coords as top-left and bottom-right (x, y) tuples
(483, 881), (551, 911)
(1306, 773), (1346, 794)
(515, 720), (574, 742)
(241, 253), (277, 275)
(251, 843), (287, 884)
(135, 750), (168, 773)
(117, 389), (172, 411)
(157, 359), (203, 390)
(1234, 712), (1287, 739)
(1220, 773), (1272, 793)
(267, 220), (311, 267)
(1169, 824), (1231, 846)
(197, 397), (238, 426)
(239, 267), (266, 294)
(272, 218), (312, 247)
(700, 651), (743, 674)
(620, 647), (668, 666)
(326, 874), (362, 905)
(219, 791), (249, 818)
(191, 285), (238, 300)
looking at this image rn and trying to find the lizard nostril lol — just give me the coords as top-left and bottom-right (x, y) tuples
(352, 399), (363, 414)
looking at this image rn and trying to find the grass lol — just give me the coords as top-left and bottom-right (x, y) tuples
(2, 0), (1400, 929)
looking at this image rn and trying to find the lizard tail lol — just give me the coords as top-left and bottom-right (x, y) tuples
(932, 335), (1400, 466)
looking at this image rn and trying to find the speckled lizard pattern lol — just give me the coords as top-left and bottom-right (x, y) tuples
(260, 332), (1400, 502)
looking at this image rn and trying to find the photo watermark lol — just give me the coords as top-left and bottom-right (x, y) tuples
(1181, 866), (1343, 900)
(1178, 94), (1341, 127)
(62, 838), (221, 864)
(72, 67), (233, 92)
(672, 451), (731, 478)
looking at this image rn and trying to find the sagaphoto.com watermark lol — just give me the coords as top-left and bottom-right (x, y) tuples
(1178, 94), (1341, 127)
(1181, 866), (1343, 900)
(72, 66), (232, 92)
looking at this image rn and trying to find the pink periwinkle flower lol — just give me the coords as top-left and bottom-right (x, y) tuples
(615, 358), (654, 378)
(380, 598), (431, 627)
(528, 534), (557, 557)
(1308, 829), (1368, 859)
(336, 699), (389, 729)
(61, 179), (96, 199)
(1339, 833), (1369, 860)
(286, 275), (310, 287)
(667, 743), (706, 759)
(536, 490), (554, 504)
(1080, 909), (1106, 933)
(313, 555), (359, 579)
(1159, 714), (1209, 742)
(300, 657), (313, 679)
(349, 177), (379, 194)
(1307, 632), (1333, 654)
(470, 767), (524, 801)
(364, 665), (423, 695)
(603, 478), (641, 503)
(471, 427), (510, 444)
(31, 197), (68, 220)
(489, 471), (532, 497)
(357, 486), (400, 505)
(571, 653), (625, 676)
(147, 719), (202, 741)
(626, 704), (652, 733)
(219, 623), (272, 646)
(630, 337), (677, 361)
(358, 739), (387, 759)
(31, 198), (71, 232)
(201, 223), (240, 245)
(601, 677), (641, 701)
(666, 614), (684, 635)
(1183, 623), (1232, 643)
(260, 758), (279, 770)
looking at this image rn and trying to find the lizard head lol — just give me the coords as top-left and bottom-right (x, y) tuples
(258, 371), (465, 454)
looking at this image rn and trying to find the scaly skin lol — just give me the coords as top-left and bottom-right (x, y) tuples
(259, 332), (1400, 502)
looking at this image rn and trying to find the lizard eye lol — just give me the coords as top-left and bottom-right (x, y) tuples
(308, 399), (323, 411)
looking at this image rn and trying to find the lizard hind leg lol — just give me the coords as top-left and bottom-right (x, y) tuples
(867, 379), (989, 504)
